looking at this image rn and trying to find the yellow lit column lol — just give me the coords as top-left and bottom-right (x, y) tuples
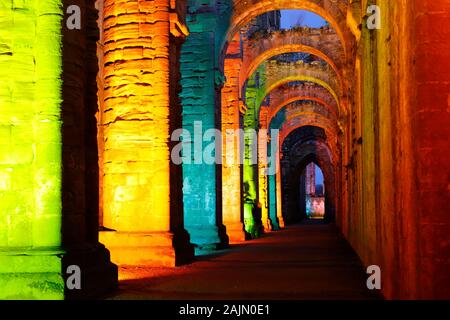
(258, 107), (271, 231)
(99, 0), (193, 267)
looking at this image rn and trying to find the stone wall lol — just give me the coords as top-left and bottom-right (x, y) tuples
(343, 0), (450, 299)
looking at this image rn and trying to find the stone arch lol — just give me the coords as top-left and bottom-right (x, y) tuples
(279, 125), (337, 224)
(262, 101), (338, 231)
(267, 82), (339, 117)
(241, 45), (342, 91)
(286, 108), (337, 125)
(286, 142), (337, 222)
(281, 119), (338, 144)
(280, 115), (340, 156)
(268, 102), (338, 134)
(256, 63), (341, 109)
(269, 96), (338, 124)
(222, 0), (352, 60)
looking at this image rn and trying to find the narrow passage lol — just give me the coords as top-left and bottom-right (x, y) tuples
(113, 222), (379, 300)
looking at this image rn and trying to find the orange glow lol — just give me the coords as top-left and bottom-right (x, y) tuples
(99, 0), (187, 267)
(221, 37), (246, 243)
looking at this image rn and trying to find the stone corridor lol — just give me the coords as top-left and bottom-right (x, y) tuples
(113, 222), (378, 300)
(0, 0), (449, 300)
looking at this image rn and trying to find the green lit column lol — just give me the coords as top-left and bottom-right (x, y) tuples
(242, 67), (267, 238)
(243, 85), (257, 237)
(0, 0), (65, 299)
(0, 1), (116, 299)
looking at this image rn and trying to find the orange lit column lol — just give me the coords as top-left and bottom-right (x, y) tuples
(99, 0), (193, 267)
(258, 106), (271, 231)
(221, 37), (246, 243)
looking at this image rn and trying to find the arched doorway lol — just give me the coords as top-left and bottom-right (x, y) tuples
(301, 162), (326, 220)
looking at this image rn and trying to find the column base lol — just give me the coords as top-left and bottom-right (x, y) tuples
(0, 248), (65, 300)
(186, 224), (229, 255)
(99, 229), (194, 267)
(268, 215), (285, 231)
(277, 215), (285, 229)
(224, 222), (247, 244)
(263, 218), (273, 232)
(0, 244), (117, 300)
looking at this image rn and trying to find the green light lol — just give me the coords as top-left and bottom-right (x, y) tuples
(242, 65), (268, 237)
(0, 0), (64, 299)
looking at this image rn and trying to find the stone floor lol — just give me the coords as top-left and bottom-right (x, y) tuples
(110, 221), (380, 300)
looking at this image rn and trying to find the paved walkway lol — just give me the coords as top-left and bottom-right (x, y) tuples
(111, 222), (380, 300)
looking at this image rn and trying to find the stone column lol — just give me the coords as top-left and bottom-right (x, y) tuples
(258, 107), (271, 231)
(242, 73), (263, 238)
(280, 150), (292, 223)
(99, 0), (193, 267)
(268, 132), (284, 230)
(0, 0), (117, 299)
(222, 43), (246, 243)
(180, 4), (228, 253)
(0, 0), (66, 299)
(276, 160), (285, 228)
(267, 148), (282, 230)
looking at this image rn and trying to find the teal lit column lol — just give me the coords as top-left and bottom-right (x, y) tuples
(180, 4), (229, 253)
(267, 110), (286, 231)
(267, 144), (280, 231)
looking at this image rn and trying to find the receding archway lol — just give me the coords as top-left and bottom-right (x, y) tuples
(280, 126), (337, 224)
(221, 0), (351, 60)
